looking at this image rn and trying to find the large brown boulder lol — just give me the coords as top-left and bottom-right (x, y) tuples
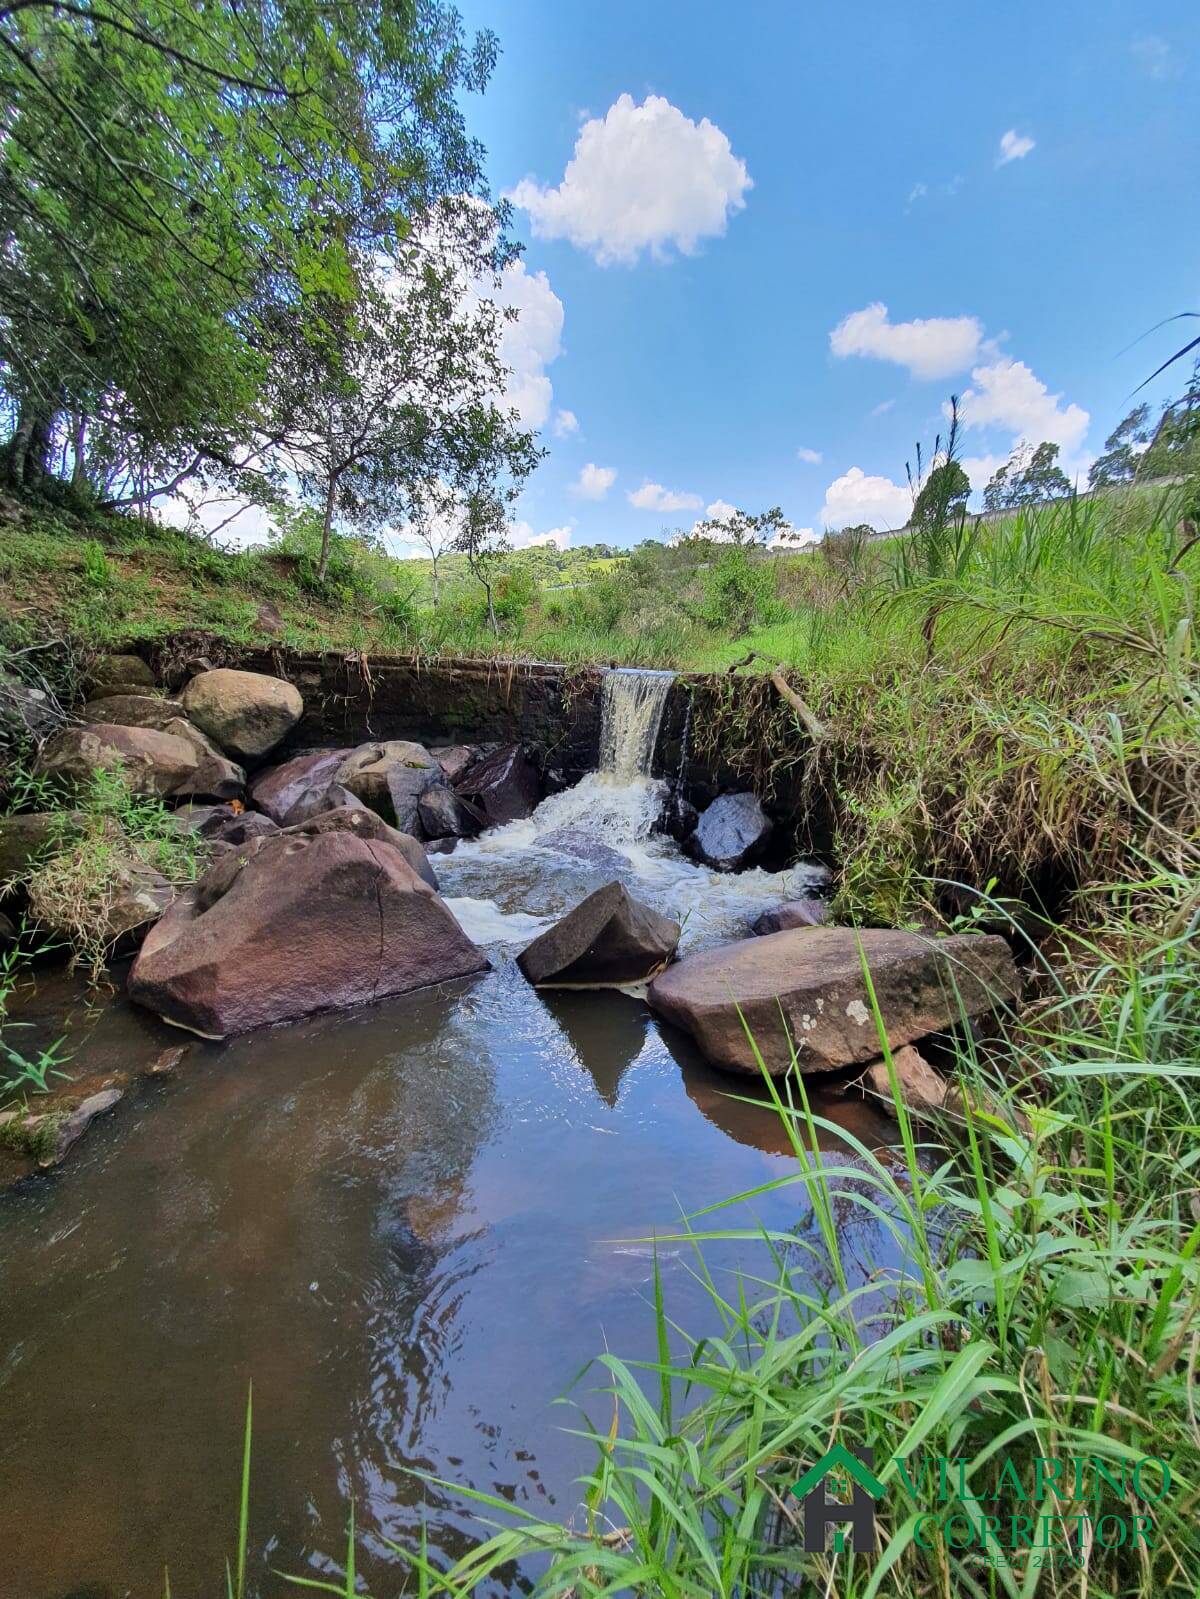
(82, 695), (183, 730)
(281, 805), (438, 889)
(518, 882), (680, 987)
(181, 668), (303, 761)
(36, 724), (200, 798)
(456, 742), (540, 826)
(647, 927), (1019, 1077)
(334, 741), (439, 829)
(249, 748), (352, 824)
(127, 828), (486, 1037)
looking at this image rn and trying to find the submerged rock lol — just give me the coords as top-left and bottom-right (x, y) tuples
(39, 1088), (124, 1168)
(456, 742), (540, 826)
(128, 828), (485, 1037)
(248, 748), (352, 824)
(539, 825), (630, 875)
(686, 792), (773, 872)
(647, 927), (1019, 1077)
(517, 881), (680, 987)
(751, 898), (828, 935)
(181, 668), (303, 761)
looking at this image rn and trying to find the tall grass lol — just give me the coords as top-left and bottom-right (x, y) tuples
(364, 874), (1200, 1597)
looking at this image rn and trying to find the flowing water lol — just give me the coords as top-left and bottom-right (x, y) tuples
(0, 670), (898, 1598)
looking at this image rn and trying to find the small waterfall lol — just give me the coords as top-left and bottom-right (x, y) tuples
(598, 668), (675, 784)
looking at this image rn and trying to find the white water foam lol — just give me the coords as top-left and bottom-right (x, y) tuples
(442, 668), (826, 950)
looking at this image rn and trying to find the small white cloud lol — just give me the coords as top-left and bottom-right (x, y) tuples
(830, 301), (984, 380)
(628, 480), (703, 513)
(956, 357), (1089, 456)
(769, 526), (819, 550)
(820, 466), (912, 532)
(796, 446), (822, 464)
(551, 408), (579, 439)
(906, 181), (929, 206)
(489, 259), (564, 429)
(571, 463), (616, 500)
(996, 128), (1035, 167)
(960, 454), (1009, 492)
(870, 398), (896, 417)
(509, 520), (573, 550)
(1132, 36), (1177, 78)
(506, 93), (752, 266)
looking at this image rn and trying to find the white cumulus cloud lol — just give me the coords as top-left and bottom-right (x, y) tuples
(628, 480), (703, 512)
(506, 93), (752, 266)
(829, 302), (984, 381)
(551, 408), (579, 439)
(490, 259), (564, 429)
(509, 520), (573, 550)
(955, 358), (1089, 456)
(571, 463), (616, 500)
(996, 128), (1035, 166)
(796, 446), (823, 464)
(820, 467), (912, 532)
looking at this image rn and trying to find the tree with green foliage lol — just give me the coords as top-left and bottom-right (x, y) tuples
(1141, 359), (1200, 482)
(689, 505), (789, 547)
(263, 221), (538, 583)
(912, 459), (970, 528)
(0, 0), (505, 500)
(1088, 404), (1154, 488)
(983, 441), (1072, 510)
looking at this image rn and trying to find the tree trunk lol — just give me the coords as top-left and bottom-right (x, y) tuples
(484, 578), (498, 638)
(2, 406), (55, 490)
(70, 413), (88, 492)
(316, 472), (337, 584)
(431, 553), (441, 608)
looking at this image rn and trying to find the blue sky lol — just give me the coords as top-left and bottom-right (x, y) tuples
(430, 0), (1198, 553)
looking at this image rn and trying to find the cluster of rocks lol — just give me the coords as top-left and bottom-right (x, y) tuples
(1, 657), (556, 1037)
(513, 878), (1020, 1116)
(2, 652), (1023, 1132)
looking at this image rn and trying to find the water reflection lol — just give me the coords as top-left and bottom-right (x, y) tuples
(0, 955), (901, 1599)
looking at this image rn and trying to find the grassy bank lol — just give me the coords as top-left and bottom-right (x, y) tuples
(2, 482), (1197, 936)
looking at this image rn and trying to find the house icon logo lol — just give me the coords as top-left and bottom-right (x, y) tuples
(790, 1444), (884, 1553)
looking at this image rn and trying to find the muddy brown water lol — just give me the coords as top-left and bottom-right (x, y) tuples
(1, 674), (904, 1597)
(0, 950), (901, 1598)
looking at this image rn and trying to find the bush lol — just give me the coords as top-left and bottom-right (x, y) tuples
(700, 545), (783, 633)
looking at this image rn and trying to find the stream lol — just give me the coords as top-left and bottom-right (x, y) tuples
(0, 669), (899, 1598)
